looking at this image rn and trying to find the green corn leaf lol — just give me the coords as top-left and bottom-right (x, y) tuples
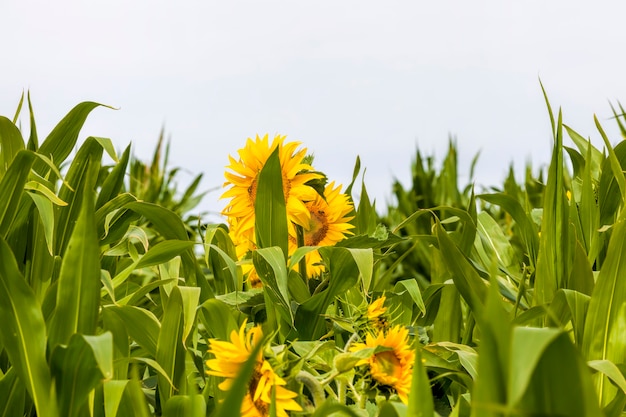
(156, 285), (186, 407)
(179, 286), (201, 344)
(508, 327), (602, 416)
(254, 146), (288, 258)
(535, 109), (570, 307)
(0, 236), (57, 417)
(125, 201), (206, 295)
(564, 125), (603, 179)
(598, 141), (626, 228)
(26, 91), (38, 151)
(295, 247), (361, 340)
(96, 144), (130, 209)
(435, 222), (487, 315)
(50, 332), (113, 417)
(407, 346), (435, 416)
(596, 115), (626, 205)
(0, 116), (25, 178)
(34, 101), (109, 176)
(588, 360), (626, 397)
(253, 247), (294, 331)
(0, 150), (36, 238)
(101, 306), (130, 379)
(470, 273), (510, 417)
(0, 367), (25, 417)
(582, 208), (626, 406)
(481, 192), (540, 267)
(107, 240), (195, 292)
(394, 278), (426, 317)
(199, 298), (240, 341)
(547, 289), (590, 348)
(12, 91), (24, 124)
(48, 189), (100, 348)
(117, 374), (151, 417)
(163, 395), (206, 417)
(356, 173), (377, 235)
(103, 306), (161, 358)
(103, 380), (129, 417)
(55, 137), (103, 255)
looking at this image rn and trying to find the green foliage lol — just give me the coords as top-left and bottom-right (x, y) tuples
(1, 90), (626, 417)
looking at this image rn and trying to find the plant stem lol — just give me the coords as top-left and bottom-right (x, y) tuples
(296, 370), (325, 407)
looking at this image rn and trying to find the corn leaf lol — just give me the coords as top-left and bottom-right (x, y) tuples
(0, 150), (35, 238)
(0, 236), (57, 417)
(50, 332), (113, 417)
(0, 116), (25, 178)
(48, 189), (100, 348)
(582, 208), (626, 406)
(156, 285), (186, 407)
(254, 147), (288, 258)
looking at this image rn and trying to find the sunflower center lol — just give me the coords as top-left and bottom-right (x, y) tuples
(305, 209), (329, 246)
(371, 350), (403, 384)
(248, 176), (259, 205)
(248, 366), (270, 416)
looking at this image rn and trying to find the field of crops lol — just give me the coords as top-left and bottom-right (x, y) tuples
(1, 90), (625, 417)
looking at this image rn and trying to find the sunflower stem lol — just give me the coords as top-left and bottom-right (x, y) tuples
(296, 224), (308, 281)
(296, 370), (325, 407)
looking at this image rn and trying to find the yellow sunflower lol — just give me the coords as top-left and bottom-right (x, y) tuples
(222, 134), (322, 244)
(367, 295), (389, 331)
(289, 181), (354, 277)
(350, 325), (414, 404)
(206, 321), (302, 417)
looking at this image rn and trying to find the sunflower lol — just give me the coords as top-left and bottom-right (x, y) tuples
(350, 325), (414, 404)
(367, 295), (389, 331)
(289, 181), (354, 277)
(206, 321), (302, 417)
(222, 134), (322, 244)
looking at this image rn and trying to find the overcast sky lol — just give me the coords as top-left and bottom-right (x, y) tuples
(2, 1), (626, 221)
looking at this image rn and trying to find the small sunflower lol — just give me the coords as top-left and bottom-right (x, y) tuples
(222, 134), (322, 244)
(350, 325), (414, 404)
(206, 321), (302, 417)
(367, 295), (389, 331)
(290, 181), (354, 277)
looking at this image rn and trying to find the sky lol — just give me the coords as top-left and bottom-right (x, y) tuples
(2, 1), (626, 222)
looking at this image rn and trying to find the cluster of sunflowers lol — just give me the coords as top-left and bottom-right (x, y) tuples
(220, 134), (355, 283)
(206, 295), (415, 415)
(204, 135), (415, 415)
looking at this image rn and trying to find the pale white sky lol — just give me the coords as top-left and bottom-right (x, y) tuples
(2, 1), (626, 221)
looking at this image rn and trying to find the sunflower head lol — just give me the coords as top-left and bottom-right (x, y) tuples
(289, 181), (355, 277)
(221, 134), (322, 244)
(206, 321), (302, 416)
(367, 295), (390, 331)
(350, 325), (414, 404)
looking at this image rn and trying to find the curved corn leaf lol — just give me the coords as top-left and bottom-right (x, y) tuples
(0, 367), (25, 417)
(156, 286), (186, 407)
(254, 147), (288, 258)
(582, 208), (626, 406)
(0, 116), (25, 177)
(50, 332), (113, 417)
(48, 189), (100, 348)
(0, 150), (35, 238)
(35, 101), (109, 175)
(0, 236), (57, 417)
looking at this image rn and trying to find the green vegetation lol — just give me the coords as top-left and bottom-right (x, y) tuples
(0, 90), (625, 416)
